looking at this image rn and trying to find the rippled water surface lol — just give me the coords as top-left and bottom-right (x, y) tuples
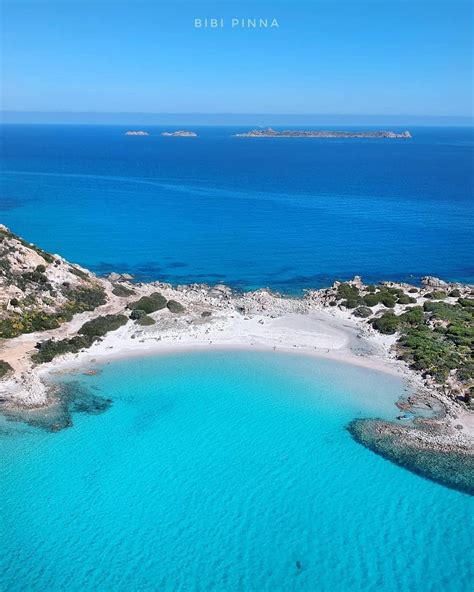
(1, 125), (473, 291)
(1, 352), (472, 591)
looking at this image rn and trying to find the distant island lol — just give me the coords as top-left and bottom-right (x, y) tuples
(235, 128), (412, 139)
(161, 130), (197, 137)
(124, 130), (149, 136)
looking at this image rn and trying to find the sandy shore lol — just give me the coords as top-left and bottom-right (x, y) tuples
(1, 281), (473, 445)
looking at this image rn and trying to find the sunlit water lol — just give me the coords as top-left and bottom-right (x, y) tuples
(1, 125), (473, 291)
(1, 352), (472, 591)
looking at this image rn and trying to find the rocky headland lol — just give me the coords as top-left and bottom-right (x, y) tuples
(161, 130), (198, 137)
(124, 130), (150, 136)
(0, 225), (472, 493)
(236, 128), (412, 139)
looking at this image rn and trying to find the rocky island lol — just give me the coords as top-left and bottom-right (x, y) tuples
(0, 225), (472, 493)
(124, 130), (150, 136)
(161, 130), (198, 137)
(236, 128), (412, 139)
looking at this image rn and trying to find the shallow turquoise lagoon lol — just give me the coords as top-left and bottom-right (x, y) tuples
(1, 352), (472, 591)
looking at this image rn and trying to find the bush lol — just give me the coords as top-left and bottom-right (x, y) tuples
(36, 264), (46, 273)
(136, 315), (156, 326)
(68, 266), (89, 281)
(380, 295), (396, 308)
(353, 306), (372, 318)
(399, 307), (424, 325)
(408, 288), (419, 293)
(371, 313), (400, 334)
(336, 283), (360, 300)
(328, 301), (337, 307)
(32, 335), (94, 364)
(430, 290), (447, 300)
(363, 293), (380, 307)
(128, 292), (167, 314)
(66, 285), (107, 311)
(79, 314), (128, 338)
(366, 285), (376, 293)
(167, 300), (185, 313)
(449, 289), (461, 298)
(0, 359), (13, 378)
(342, 299), (359, 309)
(129, 309), (146, 320)
(397, 294), (417, 305)
(9, 298), (19, 307)
(112, 284), (136, 297)
(0, 311), (61, 338)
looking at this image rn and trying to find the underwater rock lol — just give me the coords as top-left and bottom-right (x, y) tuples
(0, 381), (112, 432)
(347, 418), (474, 496)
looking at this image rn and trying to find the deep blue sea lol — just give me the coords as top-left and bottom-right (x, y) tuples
(1, 352), (472, 591)
(1, 124), (473, 291)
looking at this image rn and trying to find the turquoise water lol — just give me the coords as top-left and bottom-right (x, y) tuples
(1, 351), (472, 591)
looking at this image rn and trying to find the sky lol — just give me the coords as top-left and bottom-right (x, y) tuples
(1, 0), (473, 122)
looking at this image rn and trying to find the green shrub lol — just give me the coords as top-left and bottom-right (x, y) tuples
(79, 314), (128, 338)
(128, 292), (167, 314)
(458, 298), (474, 308)
(0, 359), (13, 378)
(353, 306), (372, 318)
(65, 285), (107, 311)
(68, 266), (89, 281)
(371, 313), (400, 334)
(379, 295), (396, 308)
(167, 300), (185, 313)
(136, 315), (156, 326)
(112, 284), (136, 297)
(328, 301), (337, 307)
(130, 309), (146, 320)
(32, 335), (94, 364)
(397, 294), (417, 305)
(408, 288), (419, 293)
(449, 289), (461, 298)
(366, 285), (376, 293)
(399, 307), (424, 325)
(362, 293), (380, 307)
(9, 298), (19, 307)
(22, 270), (48, 284)
(36, 264), (46, 273)
(336, 283), (359, 300)
(0, 312), (61, 338)
(430, 290), (447, 300)
(342, 299), (359, 309)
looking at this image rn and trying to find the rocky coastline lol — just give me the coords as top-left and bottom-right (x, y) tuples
(0, 225), (472, 493)
(235, 128), (412, 138)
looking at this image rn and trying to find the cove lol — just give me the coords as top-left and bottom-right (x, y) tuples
(1, 351), (472, 591)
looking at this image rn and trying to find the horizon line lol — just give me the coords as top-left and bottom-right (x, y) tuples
(2, 110), (472, 127)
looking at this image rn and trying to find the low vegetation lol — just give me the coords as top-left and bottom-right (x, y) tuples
(371, 300), (473, 384)
(112, 284), (136, 297)
(0, 359), (13, 378)
(167, 300), (185, 313)
(128, 292), (167, 314)
(0, 285), (107, 339)
(32, 314), (128, 364)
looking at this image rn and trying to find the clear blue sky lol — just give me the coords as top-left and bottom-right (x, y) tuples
(1, 0), (472, 118)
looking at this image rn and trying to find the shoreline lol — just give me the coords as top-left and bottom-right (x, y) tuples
(0, 225), (472, 493)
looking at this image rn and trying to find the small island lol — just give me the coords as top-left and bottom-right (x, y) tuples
(161, 130), (197, 137)
(235, 128), (412, 139)
(124, 130), (149, 136)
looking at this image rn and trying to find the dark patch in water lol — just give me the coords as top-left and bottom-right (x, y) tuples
(0, 381), (112, 432)
(347, 419), (474, 496)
